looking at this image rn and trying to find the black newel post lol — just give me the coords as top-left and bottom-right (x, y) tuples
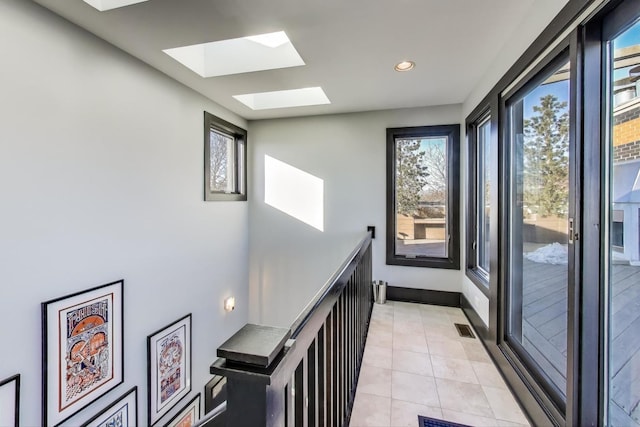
(210, 324), (292, 427)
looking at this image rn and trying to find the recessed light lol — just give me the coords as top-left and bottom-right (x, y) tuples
(233, 87), (331, 110)
(83, 0), (149, 11)
(163, 31), (304, 78)
(394, 61), (415, 72)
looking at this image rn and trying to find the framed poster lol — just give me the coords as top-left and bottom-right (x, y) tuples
(147, 314), (191, 426)
(0, 374), (20, 427)
(42, 280), (124, 427)
(82, 386), (137, 427)
(164, 394), (200, 427)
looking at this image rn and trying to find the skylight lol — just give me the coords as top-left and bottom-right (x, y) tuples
(163, 31), (305, 77)
(233, 87), (331, 110)
(83, 0), (149, 11)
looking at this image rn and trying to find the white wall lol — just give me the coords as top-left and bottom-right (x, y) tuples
(463, 0), (570, 117)
(0, 2), (248, 426)
(248, 105), (462, 327)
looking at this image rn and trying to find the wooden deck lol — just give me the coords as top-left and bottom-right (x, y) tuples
(522, 259), (640, 426)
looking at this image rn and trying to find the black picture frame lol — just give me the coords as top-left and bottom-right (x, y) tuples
(147, 314), (192, 426)
(0, 374), (20, 427)
(164, 393), (201, 427)
(81, 386), (137, 427)
(204, 375), (226, 414)
(42, 280), (124, 427)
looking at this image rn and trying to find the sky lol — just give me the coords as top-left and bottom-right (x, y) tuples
(615, 20), (640, 50)
(419, 137), (445, 151)
(524, 79), (568, 120)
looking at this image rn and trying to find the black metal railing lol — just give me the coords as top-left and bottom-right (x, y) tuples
(210, 232), (373, 427)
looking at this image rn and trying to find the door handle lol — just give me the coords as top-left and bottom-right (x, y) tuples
(569, 218), (578, 244)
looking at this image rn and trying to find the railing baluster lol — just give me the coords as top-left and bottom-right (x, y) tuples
(328, 309), (335, 427)
(339, 288), (348, 420)
(295, 359), (305, 427)
(347, 278), (352, 399)
(351, 275), (356, 391)
(318, 325), (326, 427)
(332, 304), (339, 427)
(336, 296), (341, 422)
(307, 340), (316, 427)
(357, 268), (362, 361)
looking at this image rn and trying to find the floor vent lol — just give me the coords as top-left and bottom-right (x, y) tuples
(454, 323), (476, 339)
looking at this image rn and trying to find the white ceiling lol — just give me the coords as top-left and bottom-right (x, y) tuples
(33, 0), (542, 120)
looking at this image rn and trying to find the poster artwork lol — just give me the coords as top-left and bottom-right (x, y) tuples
(62, 298), (112, 410)
(157, 328), (185, 406)
(98, 411), (122, 427)
(96, 404), (128, 427)
(174, 412), (195, 427)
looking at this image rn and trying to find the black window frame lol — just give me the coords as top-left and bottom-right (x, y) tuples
(386, 124), (461, 269)
(204, 111), (247, 202)
(466, 109), (492, 296)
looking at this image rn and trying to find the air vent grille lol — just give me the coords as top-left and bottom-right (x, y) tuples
(454, 323), (476, 339)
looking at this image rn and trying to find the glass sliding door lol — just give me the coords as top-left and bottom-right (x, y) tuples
(505, 53), (571, 406)
(605, 16), (640, 427)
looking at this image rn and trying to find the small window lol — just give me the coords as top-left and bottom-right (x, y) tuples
(386, 124), (460, 269)
(204, 112), (247, 201)
(466, 113), (491, 293)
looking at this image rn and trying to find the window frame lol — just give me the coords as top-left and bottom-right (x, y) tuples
(499, 44), (573, 420)
(386, 124), (461, 269)
(466, 110), (492, 295)
(204, 111), (247, 202)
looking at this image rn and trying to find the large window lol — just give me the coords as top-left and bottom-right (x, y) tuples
(386, 125), (460, 269)
(204, 111), (247, 201)
(466, 113), (492, 293)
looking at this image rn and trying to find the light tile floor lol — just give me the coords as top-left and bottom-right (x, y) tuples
(349, 301), (530, 427)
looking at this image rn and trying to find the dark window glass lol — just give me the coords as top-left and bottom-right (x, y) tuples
(204, 112), (247, 201)
(477, 116), (491, 274)
(466, 112), (491, 293)
(506, 56), (570, 400)
(209, 128), (234, 193)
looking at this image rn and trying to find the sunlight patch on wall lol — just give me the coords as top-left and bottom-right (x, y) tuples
(264, 155), (324, 231)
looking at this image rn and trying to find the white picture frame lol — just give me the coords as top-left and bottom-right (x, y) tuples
(147, 314), (192, 426)
(42, 280), (124, 426)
